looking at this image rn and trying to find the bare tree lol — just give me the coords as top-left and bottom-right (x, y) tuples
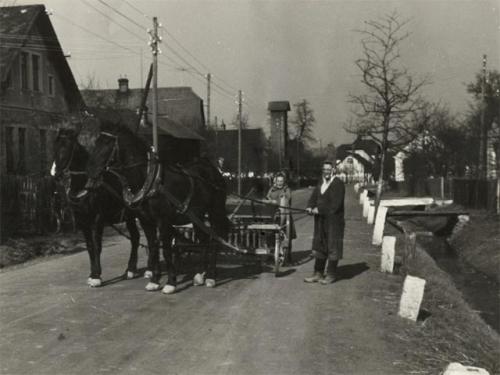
(291, 99), (316, 175)
(347, 12), (428, 210)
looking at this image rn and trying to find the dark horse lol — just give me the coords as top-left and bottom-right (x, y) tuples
(51, 128), (155, 287)
(85, 121), (229, 294)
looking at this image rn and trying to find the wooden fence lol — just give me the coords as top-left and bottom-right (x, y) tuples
(452, 178), (499, 212)
(0, 175), (72, 241)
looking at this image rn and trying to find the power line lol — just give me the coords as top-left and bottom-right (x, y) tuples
(96, 0), (148, 32)
(81, 0), (146, 43)
(123, 0), (151, 20)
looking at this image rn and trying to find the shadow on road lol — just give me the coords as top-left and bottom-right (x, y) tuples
(336, 262), (370, 281)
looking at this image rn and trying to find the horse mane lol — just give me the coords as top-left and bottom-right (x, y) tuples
(99, 119), (149, 156)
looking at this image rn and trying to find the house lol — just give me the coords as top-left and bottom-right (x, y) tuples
(81, 79), (206, 164)
(86, 107), (204, 165)
(81, 79), (205, 134)
(0, 4), (83, 176)
(210, 128), (267, 175)
(336, 137), (380, 182)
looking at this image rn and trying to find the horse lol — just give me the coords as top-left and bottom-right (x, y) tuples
(85, 121), (230, 294)
(51, 127), (156, 287)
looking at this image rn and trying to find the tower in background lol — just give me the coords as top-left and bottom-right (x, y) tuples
(268, 101), (291, 170)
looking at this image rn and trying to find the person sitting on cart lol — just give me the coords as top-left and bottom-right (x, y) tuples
(264, 173), (297, 262)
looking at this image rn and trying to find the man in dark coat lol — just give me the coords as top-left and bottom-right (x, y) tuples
(304, 161), (345, 284)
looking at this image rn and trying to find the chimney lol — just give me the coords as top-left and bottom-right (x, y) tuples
(118, 77), (129, 93)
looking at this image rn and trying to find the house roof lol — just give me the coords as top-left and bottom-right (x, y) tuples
(87, 107), (204, 141)
(0, 4), (83, 110)
(268, 101), (291, 112)
(81, 85), (205, 133)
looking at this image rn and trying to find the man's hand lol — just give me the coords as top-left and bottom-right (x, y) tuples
(312, 207), (319, 215)
(306, 207), (312, 215)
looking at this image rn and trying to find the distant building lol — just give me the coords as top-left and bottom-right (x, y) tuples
(336, 137), (380, 182)
(0, 4), (83, 176)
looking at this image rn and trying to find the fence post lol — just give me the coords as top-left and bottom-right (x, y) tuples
(404, 231), (417, 267)
(440, 176), (444, 200)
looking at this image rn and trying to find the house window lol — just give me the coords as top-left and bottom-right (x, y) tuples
(48, 75), (55, 96)
(347, 157), (353, 164)
(40, 129), (47, 172)
(6, 127), (14, 173)
(32, 54), (41, 92)
(18, 128), (26, 173)
(20, 52), (29, 90)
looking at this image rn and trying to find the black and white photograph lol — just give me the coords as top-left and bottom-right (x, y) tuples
(0, 0), (499, 374)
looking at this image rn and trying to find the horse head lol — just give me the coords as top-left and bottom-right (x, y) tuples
(51, 128), (78, 181)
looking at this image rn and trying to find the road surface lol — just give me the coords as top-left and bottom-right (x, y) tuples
(0, 187), (408, 375)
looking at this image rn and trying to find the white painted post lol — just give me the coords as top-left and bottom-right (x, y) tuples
(398, 275), (426, 321)
(372, 206), (388, 245)
(381, 236), (396, 273)
(363, 198), (371, 218)
(367, 204), (375, 224)
(443, 363), (490, 375)
(359, 189), (367, 204)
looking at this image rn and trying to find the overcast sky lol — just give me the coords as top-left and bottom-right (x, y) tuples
(14, 0), (500, 145)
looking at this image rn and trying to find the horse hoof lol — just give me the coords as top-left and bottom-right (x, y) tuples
(144, 270), (153, 279)
(205, 279), (216, 288)
(87, 278), (102, 288)
(126, 271), (138, 280)
(161, 284), (176, 294)
(145, 282), (160, 291)
(193, 272), (205, 286)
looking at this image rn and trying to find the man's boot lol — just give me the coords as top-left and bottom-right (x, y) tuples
(304, 258), (326, 283)
(320, 260), (338, 285)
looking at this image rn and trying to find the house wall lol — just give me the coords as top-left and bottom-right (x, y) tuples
(0, 24), (75, 176)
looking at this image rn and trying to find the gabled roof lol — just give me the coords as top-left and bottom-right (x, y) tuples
(81, 85), (205, 132)
(268, 101), (290, 111)
(0, 4), (83, 110)
(86, 107), (204, 141)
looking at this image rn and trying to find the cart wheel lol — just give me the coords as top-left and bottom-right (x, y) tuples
(274, 232), (280, 276)
(274, 245), (280, 276)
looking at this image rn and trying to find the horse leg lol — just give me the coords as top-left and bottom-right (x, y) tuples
(161, 228), (177, 294)
(193, 226), (207, 286)
(205, 237), (217, 288)
(125, 217), (140, 279)
(144, 224), (161, 291)
(84, 222), (102, 287)
(139, 218), (156, 280)
(82, 226), (97, 286)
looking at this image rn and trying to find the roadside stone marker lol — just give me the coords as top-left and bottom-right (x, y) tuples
(359, 189), (367, 204)
(363, 198), (371, 218)
(372, 206), (388, 245)
(354, 183), (360, 193)
(398, 275), (426, 321)
(367, 204), (375, 224)
(443, 362), (490, 375)
(381, 236), (396, 273)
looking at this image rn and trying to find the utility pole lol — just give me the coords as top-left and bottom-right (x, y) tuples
(238, 90), (242, 195)
(214, 115), (218, 157)
(479, 54), (487, 178)
(149, 17), (161, 153)
(206, 73), (211, 128)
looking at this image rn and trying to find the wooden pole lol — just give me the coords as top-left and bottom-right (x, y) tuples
(151, 17), (159, 153)
(206, 73), (211, 128)
(238, 90), (242, 195)
(479, 54), (487, 178)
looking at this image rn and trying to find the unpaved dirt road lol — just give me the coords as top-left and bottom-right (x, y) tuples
(0, 188), (409, 375)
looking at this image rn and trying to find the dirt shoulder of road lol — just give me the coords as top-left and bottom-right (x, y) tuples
(0, 228), (120, 271)
(448, 212), (500, 283)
